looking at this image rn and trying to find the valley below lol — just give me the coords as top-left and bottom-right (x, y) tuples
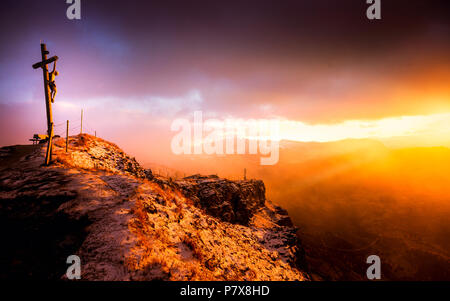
(155, 139), (450, 280)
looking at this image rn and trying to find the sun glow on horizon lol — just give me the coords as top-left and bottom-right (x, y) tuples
(278, 112), (450, 145)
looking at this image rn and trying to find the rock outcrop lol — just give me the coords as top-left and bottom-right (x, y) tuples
(0, 134), (309, 280)
(175, 175), (266, 225)
(54, 134), (150, 179)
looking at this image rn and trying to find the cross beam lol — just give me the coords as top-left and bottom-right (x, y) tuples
(32, 56), (58, 70)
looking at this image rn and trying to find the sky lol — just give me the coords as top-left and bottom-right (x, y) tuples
(0, 0), (449, 163)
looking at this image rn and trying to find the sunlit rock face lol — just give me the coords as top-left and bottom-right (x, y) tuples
(175, 175), (266, 225)
(0, 134), (309, 281)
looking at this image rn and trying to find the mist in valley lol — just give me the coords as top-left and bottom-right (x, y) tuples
(151, 139), (450, 280)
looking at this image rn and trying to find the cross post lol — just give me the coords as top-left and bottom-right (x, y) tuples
(32, 43), (58, 165)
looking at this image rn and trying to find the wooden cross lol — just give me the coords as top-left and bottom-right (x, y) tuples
(32, 43), (59, 165)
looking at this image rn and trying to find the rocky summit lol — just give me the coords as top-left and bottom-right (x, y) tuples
(0, 134), (309, 280)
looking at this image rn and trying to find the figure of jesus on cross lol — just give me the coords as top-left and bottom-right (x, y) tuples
(48, 61), (59, 103)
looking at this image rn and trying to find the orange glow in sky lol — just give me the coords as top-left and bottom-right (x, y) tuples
(278, 112), (450, 144)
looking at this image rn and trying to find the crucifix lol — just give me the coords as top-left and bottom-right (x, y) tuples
(32, 43), (59, 165)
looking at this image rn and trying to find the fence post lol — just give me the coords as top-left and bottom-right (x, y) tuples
(66, 120), (69, 152)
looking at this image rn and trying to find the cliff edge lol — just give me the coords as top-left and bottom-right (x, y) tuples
(0, 134), (309, 280)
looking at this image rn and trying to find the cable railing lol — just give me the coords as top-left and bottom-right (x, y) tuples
(32, 114), (99, 144)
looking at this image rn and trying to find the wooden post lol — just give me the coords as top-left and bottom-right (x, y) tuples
(80, 109), (83, 134)
(45, 122), (54, 165)
(41, 44), (52, 165)
(66, 120), (69, 152)
(32, 43), (58, 165)
(244, 168), (247, 180)
(95, 130), (96, 137)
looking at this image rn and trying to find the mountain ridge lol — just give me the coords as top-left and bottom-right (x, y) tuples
(0, 134), (309, 280)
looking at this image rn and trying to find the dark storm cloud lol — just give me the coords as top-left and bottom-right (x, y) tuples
(0, 0), (449, 133)
(80, 0), (449, 53)
(82, 0), (450, 109)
